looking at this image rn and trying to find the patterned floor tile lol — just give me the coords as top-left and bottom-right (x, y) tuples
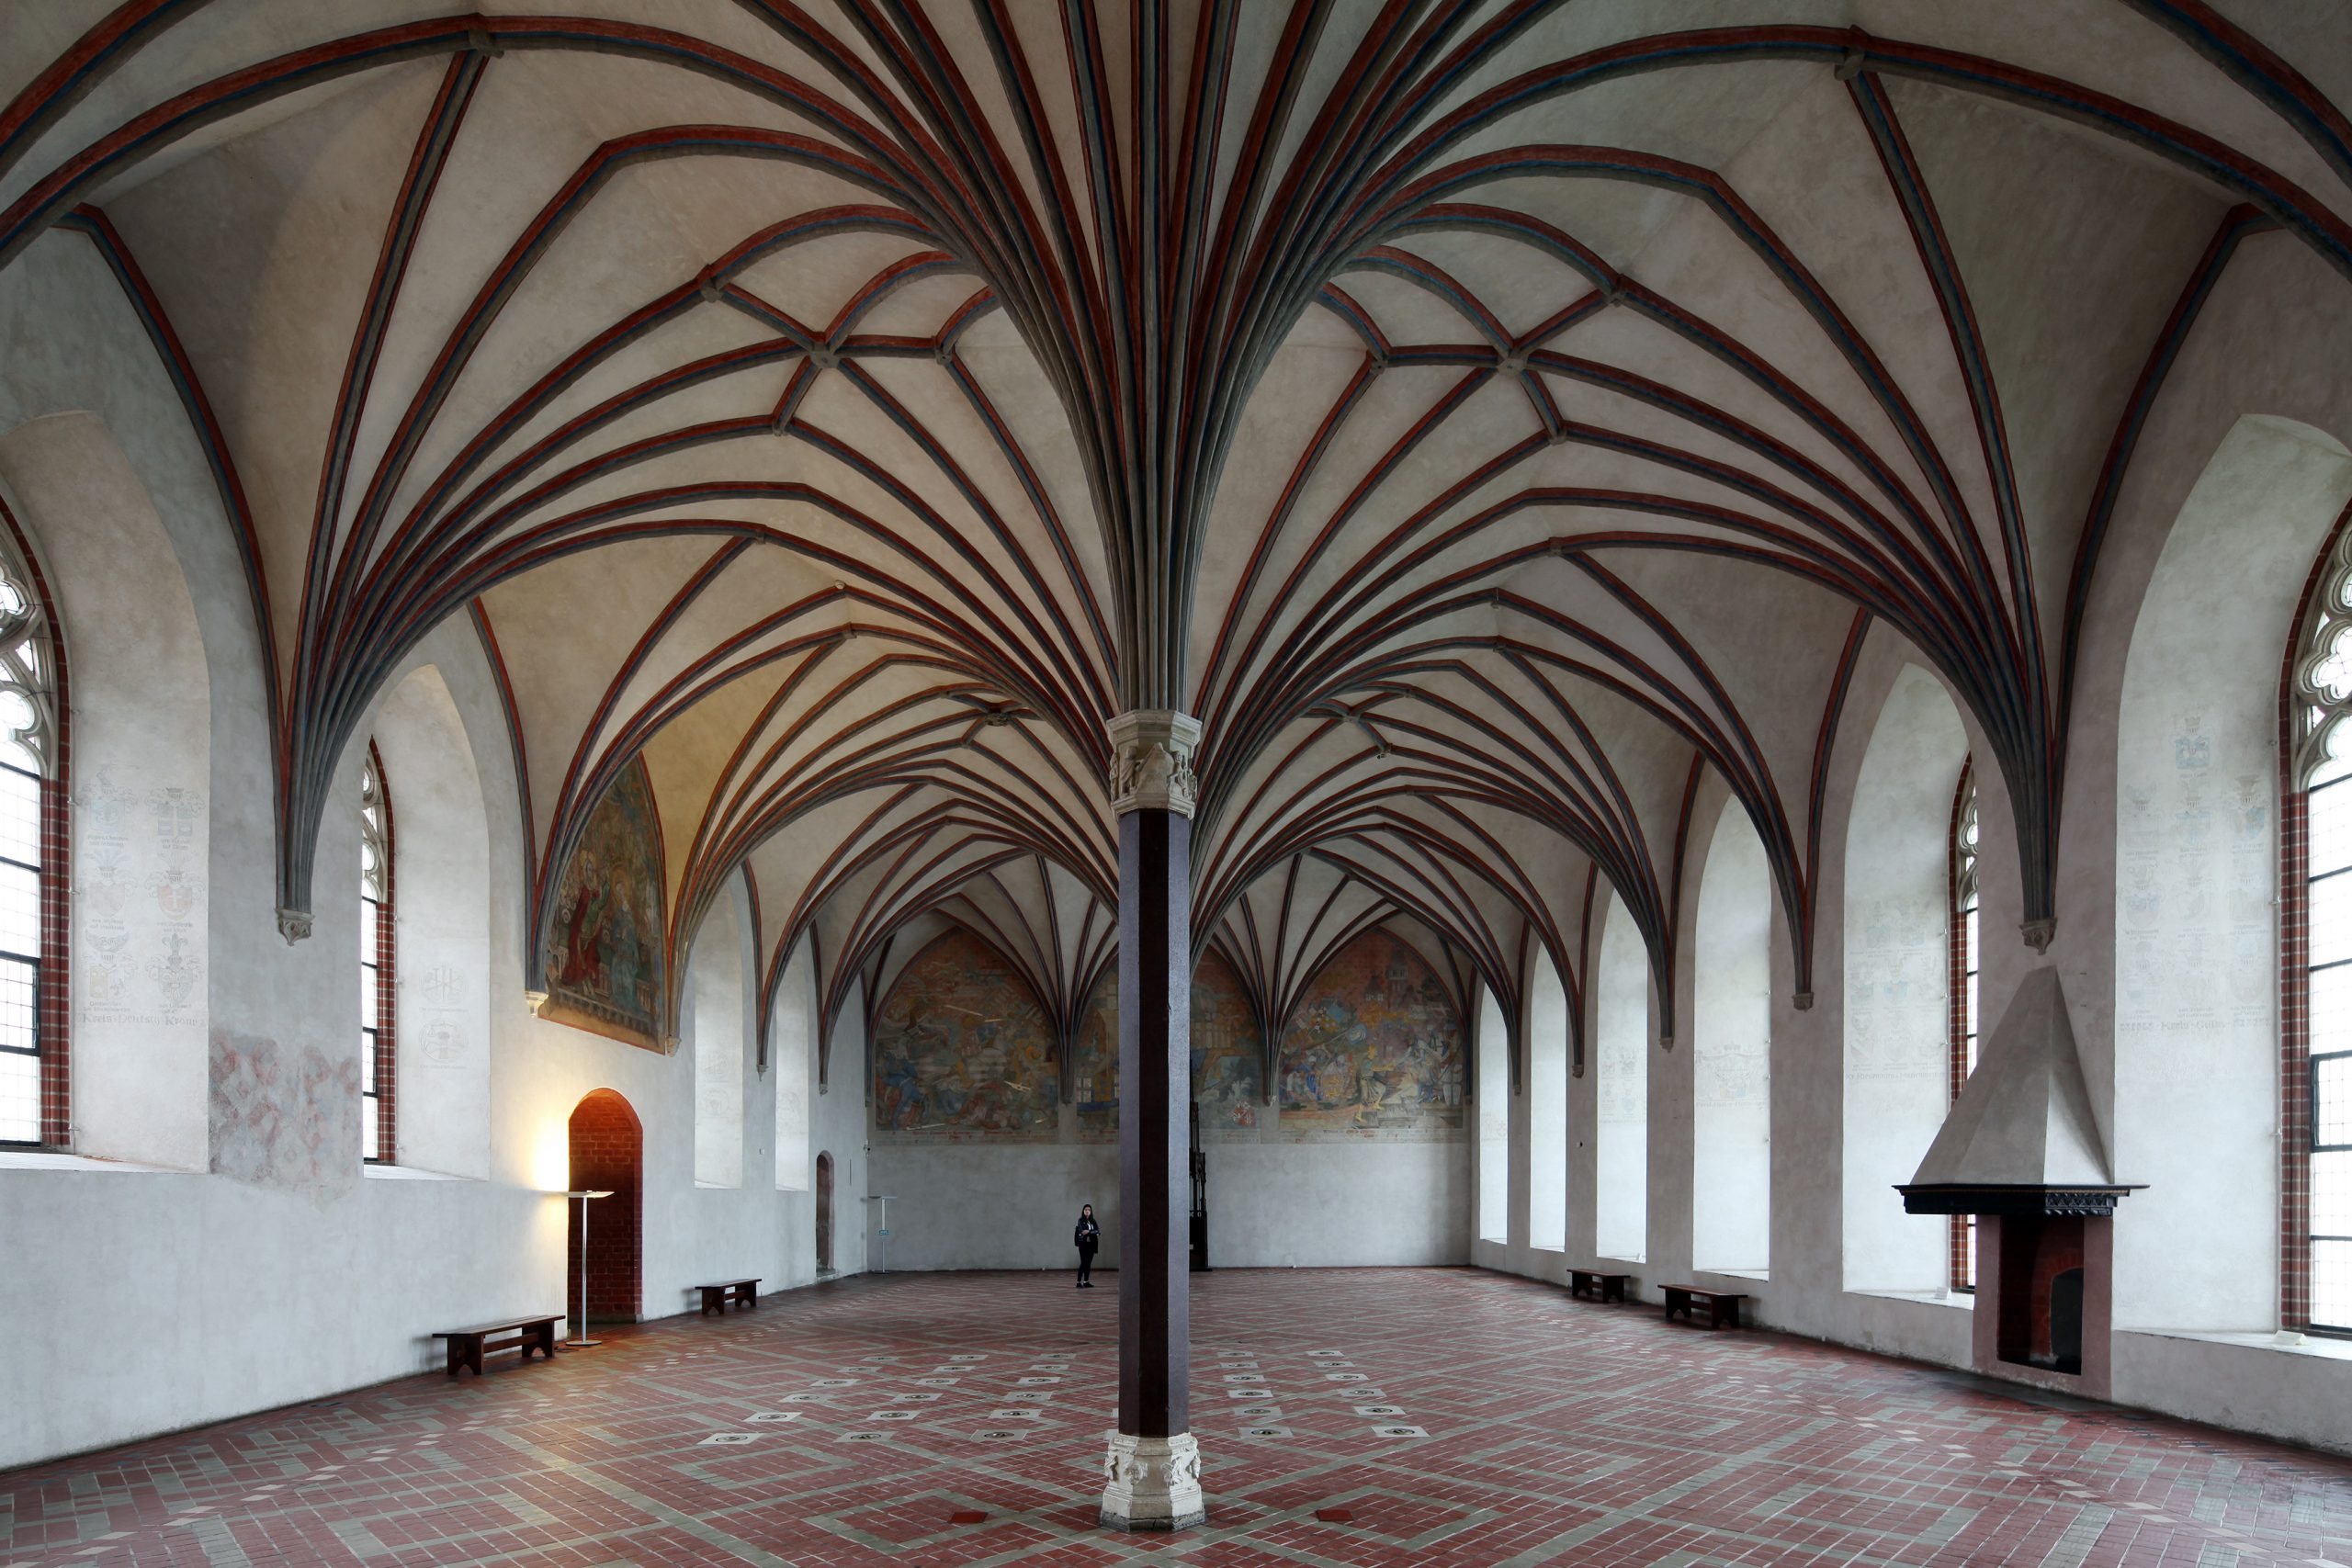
(4, 1269), (2349, 1566)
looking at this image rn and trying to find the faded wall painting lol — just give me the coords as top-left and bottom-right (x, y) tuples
(873, 930), (1058, 1140)
(1073, 973), (1117, 1142)
(1277, 931), (1465, 1142)
(209, 1027), (356, 1190)
(542, 759), (665, 1050)
(1192, 953), (1261, 1137)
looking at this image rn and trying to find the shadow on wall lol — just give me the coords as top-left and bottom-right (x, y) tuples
(568, 1089), (642, 1324)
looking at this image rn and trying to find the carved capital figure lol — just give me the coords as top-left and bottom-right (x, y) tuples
(1106, 709), (1204, 818)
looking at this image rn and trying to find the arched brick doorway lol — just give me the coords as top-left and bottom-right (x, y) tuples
(815, 1150), (833, 1274)
(568, 1089), (642, 1325)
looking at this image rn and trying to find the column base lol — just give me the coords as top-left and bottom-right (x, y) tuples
(1098, 1430), (1204, 1530)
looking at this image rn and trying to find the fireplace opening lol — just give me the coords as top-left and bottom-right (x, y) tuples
(1996, 1213), (2085, 1376)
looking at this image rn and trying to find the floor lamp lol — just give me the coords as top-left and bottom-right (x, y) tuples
(565, 1189), (615, 1348)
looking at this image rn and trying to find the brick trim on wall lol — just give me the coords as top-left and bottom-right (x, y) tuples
(2274, 504), (2352, 1332)
(0, 498), (71, 1149)
(368, 741), (397, 1166)
(1947, 756), (1973, 1292)
(569, 1089), (643, 1323)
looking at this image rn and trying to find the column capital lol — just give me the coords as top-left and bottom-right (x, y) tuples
(1106, 709), (1203, 817)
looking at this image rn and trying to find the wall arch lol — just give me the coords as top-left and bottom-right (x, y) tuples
(1526, 951), (1568, 1251)
(367, 664), (491, 1178)
(1694, 796), (1772, 1274)
(0, 414), (209, 1168)
(1594, 890), (1648, 1263)
(772, 937), (814, 1190)
(687, 871), (752, 1188)
(1842, 663), (1968, 1294)
(2117, 413), (2352, 1332)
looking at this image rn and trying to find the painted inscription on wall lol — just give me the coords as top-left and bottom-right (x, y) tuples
(542, 759), (664, 1050)
(1277, 931), (1464, 1142)
(76, 764), (204, 1028)
(872, 929), (1058, 1139)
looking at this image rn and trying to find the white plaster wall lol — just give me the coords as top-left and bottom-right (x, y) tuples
(686, 878), (749, 1190)
(1475, 984), (1508, 1242)
(372, 667), (492, 1180)
(1526, 957), (1569, 1251)
(0, 423), (209, 1171)
(1694, 799), (1771, 1274)
(1594, 892), (1648, 1263)
(2112, 416), (2352, 1331)
(0, 232), (865, 1472)
(1842, 665), (1966, 1295)
(773, 941), (812, 1190)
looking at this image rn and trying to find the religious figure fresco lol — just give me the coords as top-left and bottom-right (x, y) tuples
(1191, 953), (1261, 1137)
(541, 759), (664, 1050)
(872, 930), (1058, 1140)
(1277, 931), (1465, 1142)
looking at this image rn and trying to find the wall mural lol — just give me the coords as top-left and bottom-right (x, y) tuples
(1277, 931), (1465, 1142)
(1073, 973), (1117, 1143)
(872, 930), (1059, 1139)
(542, 759), (665, 1050)
(1192, 952), (1261, 1138)
(1068, 954), (1265, 1142)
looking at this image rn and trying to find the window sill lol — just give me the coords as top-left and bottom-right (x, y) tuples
(2123, 1327), (2352, 1363)
(363, 1163), (479, 1182)
(0, 1149), (196, 1174)
(1852, 1286), (1973, 1311)
(1703, 1268), (1770, 1282)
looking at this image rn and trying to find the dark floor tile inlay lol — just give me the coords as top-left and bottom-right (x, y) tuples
(6, 1269), (2350, 1565)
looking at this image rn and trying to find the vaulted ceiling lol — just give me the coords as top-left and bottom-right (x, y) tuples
(3, 1), (2346, 1074)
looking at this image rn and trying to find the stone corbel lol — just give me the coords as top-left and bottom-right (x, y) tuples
(276, 908), (312, 945)
(1106, 709), (1204, 818)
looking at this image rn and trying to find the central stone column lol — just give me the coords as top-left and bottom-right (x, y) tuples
(1099, 709), (1205, 1531)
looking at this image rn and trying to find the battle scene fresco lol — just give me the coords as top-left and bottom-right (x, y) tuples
(1277, 931), (1465, 1142)
(1192, 952), (1261, 1138)
(873, 931), (1058, 1140)
(1072, 973), (1117, 1142)
(541, 759), (665, 1050)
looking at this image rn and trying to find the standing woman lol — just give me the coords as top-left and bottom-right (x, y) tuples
(1073, 1204), (1101, 1288)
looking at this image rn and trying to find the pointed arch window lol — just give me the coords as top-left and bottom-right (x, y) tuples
(2291, 535), (2352, 1334)
(0, 523), (60, 1147)
(360, 747), (395, 1164)
(1949, 760), (1980, 1292)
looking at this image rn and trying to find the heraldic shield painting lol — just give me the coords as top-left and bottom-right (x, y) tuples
(1278, 931), (1465, 1142)
(541, 759), (666, 1050)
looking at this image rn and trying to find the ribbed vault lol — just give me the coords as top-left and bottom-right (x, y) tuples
(5, 0), (2346, 1082)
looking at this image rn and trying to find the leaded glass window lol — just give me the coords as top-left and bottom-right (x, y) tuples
(1951, 763), (1981, 1292)
(360, 750), (391, 1163)
(0, 530), (55, 1146)
(2296, 530), (2352, 1333)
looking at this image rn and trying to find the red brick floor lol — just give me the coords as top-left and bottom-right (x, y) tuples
(6, 1269), (2351, 1565)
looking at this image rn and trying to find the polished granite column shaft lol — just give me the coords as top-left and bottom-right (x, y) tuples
(1099, 709), (1204, 1531)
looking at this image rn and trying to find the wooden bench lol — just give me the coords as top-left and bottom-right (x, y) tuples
(431, 1314), (560, 1377)
(1661, 1285), (1745, 1329)
(1569, 1269), (1632, 1303)
(696, 1278), (762, 1316)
